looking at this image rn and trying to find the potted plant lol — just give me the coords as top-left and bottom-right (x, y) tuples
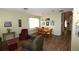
(7, 28), (11, 33)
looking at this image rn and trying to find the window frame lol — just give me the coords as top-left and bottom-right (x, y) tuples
(29, 17), (40, 29)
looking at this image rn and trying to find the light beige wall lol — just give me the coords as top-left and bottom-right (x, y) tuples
(0, 9), (41, 40)
(40, 12), (62, 35)
(0, 9), (29, 40)
(0, 9), (62, 41)
(71, 8), (79, 50)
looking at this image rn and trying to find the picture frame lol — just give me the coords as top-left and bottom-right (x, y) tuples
(51, 20), (54, 25)
(4, 21), (12, 27)
(42, 22), (45, 25)
(45, 18), (50, 21)
(46, 22), (49, 26)
(18, 19), (22, 27)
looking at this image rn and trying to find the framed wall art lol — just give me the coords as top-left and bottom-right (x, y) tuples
(18, 19), (22, 27)
(46, 22), (49, 26)
(4, 21), (12, 27)
(42, 22), (45, 25)
(51, 20), (54, 26)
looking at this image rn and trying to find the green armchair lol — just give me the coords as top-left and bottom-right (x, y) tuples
(21, 35), (44, 51)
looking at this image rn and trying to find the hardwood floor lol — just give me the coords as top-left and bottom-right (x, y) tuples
(16, 30), (71, 51)
(43, 30), (71, 51)
(1, 30), (71, 51)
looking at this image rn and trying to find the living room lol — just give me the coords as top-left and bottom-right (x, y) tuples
(0, 0), (79, 59)
(0, 8), (78, 51)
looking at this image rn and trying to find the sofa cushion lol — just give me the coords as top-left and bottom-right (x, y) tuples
(21, 35), (44, 51)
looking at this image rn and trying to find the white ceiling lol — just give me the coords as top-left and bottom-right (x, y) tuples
(1, 8), (73, 16)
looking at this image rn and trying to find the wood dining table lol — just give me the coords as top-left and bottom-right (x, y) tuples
(36, 27), (52, 37)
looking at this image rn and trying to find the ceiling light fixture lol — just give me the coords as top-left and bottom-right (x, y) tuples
(59, 10), (64, 12)
(24, 8), (28, 10)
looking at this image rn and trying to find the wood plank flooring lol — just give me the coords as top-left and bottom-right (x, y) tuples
(43, 30), (71, 51)
(16, 30), (71, 51)
(2, 30), (71, 51)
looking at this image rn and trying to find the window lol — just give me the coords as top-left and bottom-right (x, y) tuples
(29, 18), (39, 28)
(65, 20), (67, 27)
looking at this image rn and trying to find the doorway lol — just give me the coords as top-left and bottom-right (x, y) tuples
(61, 11), (73, 50)
(61, 11), (72, 33)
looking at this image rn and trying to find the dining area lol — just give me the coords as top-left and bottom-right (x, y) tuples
(36, 27), (53, 37)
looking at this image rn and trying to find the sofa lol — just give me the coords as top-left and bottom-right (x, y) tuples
(21, 35), (44, 51)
